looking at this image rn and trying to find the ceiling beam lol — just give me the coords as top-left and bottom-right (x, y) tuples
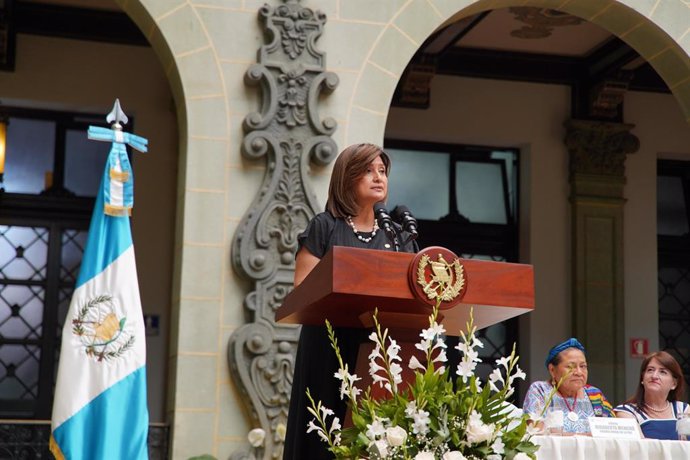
(584, 37), (639, 80)
(436, 47), (582, 85)
(429, 46), (669, 91)
(15, 2), (148, 46)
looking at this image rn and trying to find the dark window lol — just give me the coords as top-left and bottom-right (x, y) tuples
(385, 139), (520, 382)
(657, 159), (690, 396)
(0, 106), (123, 418)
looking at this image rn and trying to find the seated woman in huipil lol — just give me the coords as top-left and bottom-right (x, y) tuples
(522, 338), (615, 434)
(614, 351), (689, 440)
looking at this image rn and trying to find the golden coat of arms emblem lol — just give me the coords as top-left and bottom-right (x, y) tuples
(408, 247), (466, 309)
(72, 294), (135, 362)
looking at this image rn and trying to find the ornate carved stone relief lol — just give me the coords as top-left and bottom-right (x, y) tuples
(565, 119), (639, 177)
(395, 59), (437, 109)
(589, 71), (633, 120)
(509, 7), (583, 39)
(228, 1), (338, 458)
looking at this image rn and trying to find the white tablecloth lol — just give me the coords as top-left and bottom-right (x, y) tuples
(533, 435), (690, 460)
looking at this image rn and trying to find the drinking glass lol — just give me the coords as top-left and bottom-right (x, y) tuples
(545, 409), (564, 436)
(677, 412), (690, 441)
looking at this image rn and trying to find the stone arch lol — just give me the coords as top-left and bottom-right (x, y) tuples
(112, 0), (232, 457)
(345, 0), (690, 146)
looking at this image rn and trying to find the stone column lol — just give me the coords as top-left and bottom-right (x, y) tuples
(565, 119), (639, 402)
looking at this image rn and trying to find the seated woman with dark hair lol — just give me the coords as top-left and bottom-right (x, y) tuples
(522, 338), (615, 434)
(615, 351), (689, 440)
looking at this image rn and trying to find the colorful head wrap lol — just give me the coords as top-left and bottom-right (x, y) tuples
(545, 338), (586, 368)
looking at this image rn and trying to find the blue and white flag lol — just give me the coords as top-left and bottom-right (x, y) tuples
(51, 100), (149, 460)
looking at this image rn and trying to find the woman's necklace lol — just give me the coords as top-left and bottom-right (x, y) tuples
(346, 215), (379, 243)
(559, 391), (579, 422)
(644, 400), (670, 416)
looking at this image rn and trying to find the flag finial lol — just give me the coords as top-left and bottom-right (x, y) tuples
(106, 98), (129, 128)
(87, 99), (148, 216)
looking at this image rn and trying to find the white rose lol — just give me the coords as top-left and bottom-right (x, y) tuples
(385, 426), (407, 447)
(443, 452), (467, 460)
(415, 452), (435, 460)
(513, 453), (531, 460)
(465, 412), (495, 444)
(247, 428), (266, 447)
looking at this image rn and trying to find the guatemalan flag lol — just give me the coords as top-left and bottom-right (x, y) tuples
(50, 100), (149, 460)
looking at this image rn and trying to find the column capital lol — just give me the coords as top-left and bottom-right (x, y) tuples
(564, 119), (640, 177)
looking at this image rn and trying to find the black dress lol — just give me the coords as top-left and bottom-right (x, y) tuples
(283, 212), (417, 460)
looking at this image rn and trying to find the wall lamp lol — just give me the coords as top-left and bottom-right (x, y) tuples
(0, 114), (6, 191)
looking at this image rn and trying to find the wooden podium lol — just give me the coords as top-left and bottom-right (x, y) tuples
(276, 246), (534, 405)
(276, 246), (535, 334)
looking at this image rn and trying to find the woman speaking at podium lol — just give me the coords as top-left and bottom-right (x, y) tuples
(283, 143), (417, 460)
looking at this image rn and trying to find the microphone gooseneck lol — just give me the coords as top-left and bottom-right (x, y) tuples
(391, 205), (419, 243)
(374, 202), (400, 251)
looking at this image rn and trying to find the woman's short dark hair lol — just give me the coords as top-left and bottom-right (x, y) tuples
(326, 143), (390, 218)
(628, 351), (686, 408)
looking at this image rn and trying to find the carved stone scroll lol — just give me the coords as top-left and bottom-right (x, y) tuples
(228, 1), (338, 458)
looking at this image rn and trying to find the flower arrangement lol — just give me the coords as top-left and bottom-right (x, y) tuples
(305, 299), (539, 460)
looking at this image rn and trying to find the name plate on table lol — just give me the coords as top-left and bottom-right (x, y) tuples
(588, 417), (642, 439)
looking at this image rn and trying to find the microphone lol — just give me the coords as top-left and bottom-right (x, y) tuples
(374, 202), (398, 250)
(391, 205), (419, 241)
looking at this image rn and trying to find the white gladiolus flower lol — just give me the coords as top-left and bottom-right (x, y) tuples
(412, 409), (431, 435)
(421, 321), (445, 340)
(491, 436), (505, 454)
(408, 355), (426, 371)
(389, 362), (403, 384)
(318, 405), (333, 418)
(334, 366), (362, 402)
(433, 348), (448, 364)
(456, 360), (477, 381)
(369, 360), (385, 377)
(495, 355), (511, 369)
(405, 400), (417, 418)
(369, 344), (382, 361)
(510, 365), (527, 384)
(330, 417), (342, 434)
(463, 348), (480, 363)
(489, 368), (503, 392)
(514, 453), (531, 460)
(487, 455), (501, 460)
(307, 420), (329, 443)
(474, 377), (483, 392)
(247, 428), (266, 447)
(415, 452), (435, 460)
(387, 338), (401, 360)
(372, 374), (388, 387)
(385, 426), (407, 446)
(442, 452), (467, 460)
(415, 338), (432, 352)
(366, 418), (387, 441)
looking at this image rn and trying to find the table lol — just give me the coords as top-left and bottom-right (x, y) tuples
(533, 435), (690, 459)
